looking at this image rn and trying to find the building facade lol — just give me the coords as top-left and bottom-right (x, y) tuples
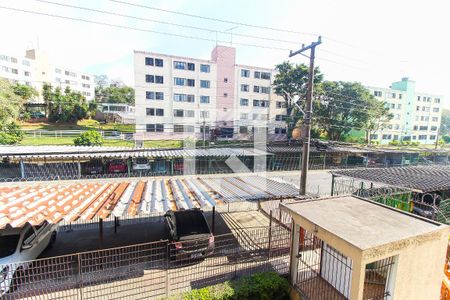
(134, 45), (287, 141)
(367, 77), (443, 145)
(0, 49), (95, 102)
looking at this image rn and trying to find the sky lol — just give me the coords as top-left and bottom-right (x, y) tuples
(0, 0), (449, 108)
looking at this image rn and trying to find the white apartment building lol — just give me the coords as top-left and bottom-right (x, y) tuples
(134, 45), (287, 141)
(0, 49), (95, 102)
(367, 77), (443, 145)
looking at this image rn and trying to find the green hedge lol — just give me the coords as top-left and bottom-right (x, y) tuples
(173, 272), (290, 300)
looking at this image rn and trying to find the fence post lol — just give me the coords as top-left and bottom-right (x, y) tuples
(212, 206), (215, 235)
(165, 242), (170, 297)
(268, 210), (273, 260)
(77, 253), (83, 300)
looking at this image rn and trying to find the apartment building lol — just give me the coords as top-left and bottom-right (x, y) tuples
(134, 45), (287, 140)
(0, 49), (94, 102)
(367, 77), (443, 145)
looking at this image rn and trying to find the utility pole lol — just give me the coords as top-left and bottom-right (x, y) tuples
(203, 118), (206, 147)
(289, 36), (322, 195)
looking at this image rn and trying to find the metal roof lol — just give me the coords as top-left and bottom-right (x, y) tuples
(331, 165), (450, 192)
(0, 175), (299, 229)
(0, 146), (271, 160)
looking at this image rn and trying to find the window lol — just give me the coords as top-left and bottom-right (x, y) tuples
(382, 134), (392, 140)
(10, 57), (17, 63)
(394, 124), (400, 130)
(240, 98), (249, 106)
(391, 93), (396, 98)
(239, 126), (249, 134)
(81, 75), (90, 80)
(187, 79), (195, 87)
(240, 113), (248, 120)
(188, 63), (195, 71)
(434, 98), (441, 103)
(419, 126), (428, 131)
(433, 107), (440, 113)
(200, 64), (210, 73)
(261, 87), (270, 94)
(431, 126), (438, 131)
(253, 100), (269, 107)
(200, 111), (209, 118)
(224, 78), (228, 83)
(82, 83), (90, 88)
(200, 96), (210, 104)
(412, 136), (417, 140)
(155, 92), (164, 100)
(275, 115), (288, 121)
(223, 93), (228, 97)
(241, 84), (249, 92)
(146, 91), (154, 100)
(390, 103), (395, 109)
(173, 109), (194, 118)
(417, 96), (421, 101)
(397, 104), (402, 109)
(200, 125), (210, 133)
(200, 80), (210, 88)
(155, 58), (163, 67)
(253, 86), (260, 93)
(23, 60), (30, 66)
(146, 124), (164, 132)
(145, 75), (154, 83)
(276, 101), (286, 108)
(174, 109), (184, 117)
(432, 117), (439, 122)
(430, 135), (436, 140)
(241, 69), (250, 77)
(393, 135), (399, 140)
(370, 134), (378, 140)
(11, 68), (18, 74)
(24, 71), (31, 77)
(374, 91), (382, 97)
(261, 72), (271, 80)
(416, 106), (420, 111)
(146, 108), (164, 116)
(398, 94), (402, 99)
(174, 61), (186, 69)
(275, 128), (287, 134)
(155, 76), (164, 84)
(174, 77), (184, 85)
(145, 57), (154, 66)
(174, 94), (195, 103)
(174, 125), (184, 133)
(418, 135), (427, 140)
(55, 68), (61, 74)
(395, 114), (400, 120)
(254, 71), (261, 79)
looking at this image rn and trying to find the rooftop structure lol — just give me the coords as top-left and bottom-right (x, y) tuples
(331, 165), (450, 193)
(0, 175), (298, 229)
(282, 196), (449, 300)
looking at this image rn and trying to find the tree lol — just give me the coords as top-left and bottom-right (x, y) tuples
(0, 79), (26, 144)
(441, 108), (450, 136)
(73, 130), (104, 146)
(273, 61), (323, 139)
(314, 81), (388, 142)
(47, 86), (89, 123)
(12, 83), (38, 102)
(94, 75), (135, 105)
(361, 98), (393, 144)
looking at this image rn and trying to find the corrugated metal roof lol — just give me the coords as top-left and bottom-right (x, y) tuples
(331, 165), (450, 192)
(0, 146), (271, 159)
(0, 175), (298, 229)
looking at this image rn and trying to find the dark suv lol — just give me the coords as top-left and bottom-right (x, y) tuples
(164, 209), (214, 261)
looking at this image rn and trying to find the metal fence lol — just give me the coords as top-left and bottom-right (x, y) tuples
(1, 226), (291, 300)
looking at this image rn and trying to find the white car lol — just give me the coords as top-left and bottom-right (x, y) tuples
(132, 157), (151, 171)
(0, 221), (57, 295)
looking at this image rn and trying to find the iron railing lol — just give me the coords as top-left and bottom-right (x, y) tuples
(1, 226), (290, 300)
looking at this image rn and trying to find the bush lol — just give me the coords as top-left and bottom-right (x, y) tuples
(389, 140), (399, 146)
(176, 272), (290, 300)
(0, 122), (24, 145)
(73, 130), (104, 146)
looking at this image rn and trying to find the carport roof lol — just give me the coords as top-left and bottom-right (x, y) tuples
(0, 175), (299, 229)
(281, 196), (446, 251)
(0, 146), (271, 159)
(331, 165), (450, 192)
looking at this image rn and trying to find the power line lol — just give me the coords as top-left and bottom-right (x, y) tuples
(33, 0), (306, 46)
(0, 5), (291, 52)
(108, 0), (319, 37)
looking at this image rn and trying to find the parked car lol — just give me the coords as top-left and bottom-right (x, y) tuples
(83, 159), (104, 175)
(0, 222), (57, 295)
(108, 159), (127, 173)
(165, 209), (214, 261)
(132, 157), (151, 171)
(153, 160), (167, 174)
(29, 111), (45, 119)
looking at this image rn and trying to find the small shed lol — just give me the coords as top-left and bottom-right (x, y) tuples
(281, 196), (449, 300)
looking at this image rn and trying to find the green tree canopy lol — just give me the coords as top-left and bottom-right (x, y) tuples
(45, 84), (89, 123)
(94, 75), (134, 105)
(441, 108), (450, 136)
(0, 79), (25, 125)
(314, 81), (390, 141)
(12, 83), (38, 102)
(273, 61), (323, 138)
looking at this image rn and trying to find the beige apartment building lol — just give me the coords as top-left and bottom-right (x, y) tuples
(133, 45), (287, 141)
